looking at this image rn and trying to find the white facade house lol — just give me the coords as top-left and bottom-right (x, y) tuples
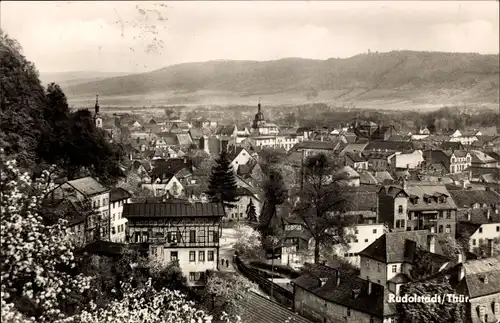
(48, 177), (111, 241)
(391, 150), (424, 170)
(141, 175), (184, 197)
(110, 188), (132, 243)
(336, 223), (388, 266)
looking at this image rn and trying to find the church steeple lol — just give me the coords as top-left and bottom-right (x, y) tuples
(93, 94), (102, 128)
(94, 94), (100, 115)
(252, 98), (265, 129)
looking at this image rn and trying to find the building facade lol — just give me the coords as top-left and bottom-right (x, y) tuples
(123, 201), (224, 286)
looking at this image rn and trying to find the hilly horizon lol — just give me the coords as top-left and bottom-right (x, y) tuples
(59, 51), (499, 110)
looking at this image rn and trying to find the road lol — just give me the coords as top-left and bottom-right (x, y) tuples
(219, 228), (237, 272)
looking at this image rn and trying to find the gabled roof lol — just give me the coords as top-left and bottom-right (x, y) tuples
(238, 290), (314, 323)
(110, 187), (132, 202)
(343, 190), (378, 212)
(123, 201), (225, 218)
(151, 158), (193, 181)
(458, 208), (500, 224)
(424, 258), (500, 299)
(292, 140), (341, 151)
(345, 151), (367, 163)
(403, 185), (457, 211)
(364, 141), (413, 152)
(226, 147), (246, 162)
(65, 177), (109, 196)
(293, 264), (396, 317)
(358, 171), (378, 185)
(358, 230), (447, 264)
(374, 171), (394, 183)
(449, 189), (500, 208)
(470, 150), (497, 164)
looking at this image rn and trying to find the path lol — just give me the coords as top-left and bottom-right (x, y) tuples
(219, 228), (237, 272)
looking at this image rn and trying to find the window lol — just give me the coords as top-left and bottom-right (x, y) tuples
(445, 225), (451, 233)
(355, 229), (359, 234)
(392, 265), (397, 273)
(189, 251), (196, 262)
(189, 272), (196, 281)
(439, 225), (443, 233)
(439, 211), (443, 219)
(364, 239), (368, 243)
(373, 229), (377, 234)
(497, 226), (499, 232)
(199, 251), (205, 262)
(398, 205), (403, 214)
(407, 227), (411, 231)
(472, 239), (476, 246)
(479, 228), (483, 233)
(446, 211), (451, 219)
(212, 231), (219, 243)
(344, 253), (349, 257)
(151, 247), (157, 256)
(370, 317), (375, 323)
(170, 251), (178, 262)
(190, 230), (196, 243)
(208, 250), (214, 261)
(347, 308), (351, 317)
(377, 263), (381, 272)
(354, 239), (359, 243)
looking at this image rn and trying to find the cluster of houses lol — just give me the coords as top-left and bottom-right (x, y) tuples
(42, 98), (499, 323)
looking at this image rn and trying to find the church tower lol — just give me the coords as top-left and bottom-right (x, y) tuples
(93, 94), (102, 128)
(252, 98), (266, 130)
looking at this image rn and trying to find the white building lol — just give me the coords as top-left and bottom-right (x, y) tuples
(110, 188), (132, 243)
(124, 202), (224, 286)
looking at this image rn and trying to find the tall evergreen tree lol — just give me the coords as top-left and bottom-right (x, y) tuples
(246, 199), (257, 223)
(259, 168), (288, 238)
(206, 150), (239, 210)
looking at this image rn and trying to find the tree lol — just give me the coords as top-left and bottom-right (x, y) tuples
(233, 224), (262, 259)
(245, 200), (258, 223)
(396, 281), (465, 323)
(293, 153), (355, 263)
(60, 278), (224, 323)
(259, 169), (288, 238)
(206, 151), (239, 210)
(409, 247), (438, 280)
(1, 29), (48, 168)
(203, 274), (255, 322)
(0, 152), (92, 322)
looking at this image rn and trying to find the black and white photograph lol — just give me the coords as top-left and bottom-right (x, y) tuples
(1, 1), (499, 323)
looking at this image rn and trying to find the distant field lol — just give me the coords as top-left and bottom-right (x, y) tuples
(68, 89), (499, 112)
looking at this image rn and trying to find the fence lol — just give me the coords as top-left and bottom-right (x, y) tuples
(234, 256), (294, 308)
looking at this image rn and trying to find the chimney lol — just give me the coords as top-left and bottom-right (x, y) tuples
(336, 272), (341, 287)
(402, 179), (407, 190)
(487, 209), (492, 221)
(427, 233), (436, 253)
(457, 252), (463, 264)
(367, 279), (372, 295)
(467, 211), (471, 221)
(461, 180), (467, 189)
(484, 275), (489, 284)
(458, 264), (465, 281)
(320, 278), (328, 287)
(430, 226), (435, 234)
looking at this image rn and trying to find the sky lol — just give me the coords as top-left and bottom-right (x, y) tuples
(2, 1), (499, 74)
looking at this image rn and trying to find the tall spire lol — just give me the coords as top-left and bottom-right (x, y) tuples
(95, 94), (100, 115)
(258, 97), (261, 113)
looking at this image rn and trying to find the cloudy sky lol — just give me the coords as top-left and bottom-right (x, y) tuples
(2, 1), (499, 73)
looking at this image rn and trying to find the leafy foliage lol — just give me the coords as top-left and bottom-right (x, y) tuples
(207, 151), (239, 209)
(233, 224), (262, 259)
(1, 31), (124, 184)
(0, 152), (92, 322)
(294, 153), (354, 263)
(203, 274), (255, 322)
(57, 278), (217, 323)
(409, 247), (437, 280)
(397, 281), (465, 323)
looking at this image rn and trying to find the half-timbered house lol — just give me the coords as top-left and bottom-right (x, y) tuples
(123, 201), (224, 286)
